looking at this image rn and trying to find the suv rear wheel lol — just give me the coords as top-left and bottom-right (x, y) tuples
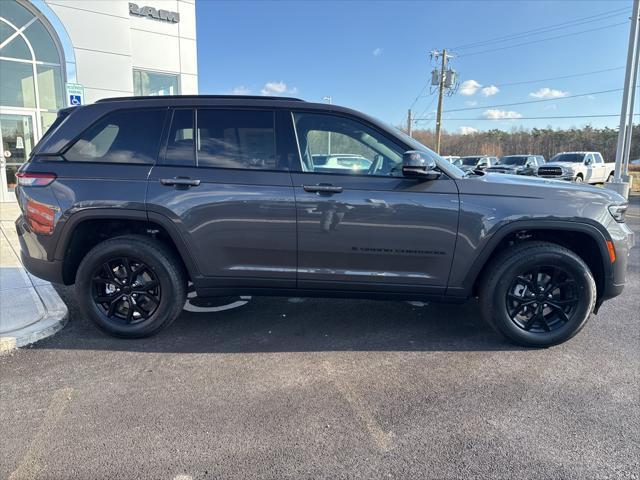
(479, 241), (596, 347)
(76, 235), (186, 338)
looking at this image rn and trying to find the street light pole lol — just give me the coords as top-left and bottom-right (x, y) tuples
(610, 0), (639, 198)
(322, 96), (332, 154)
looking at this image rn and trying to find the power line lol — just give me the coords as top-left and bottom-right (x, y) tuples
(436, 87), (625, 114)
(452, 7), (629, 51)
(494, 66), (625, 88)
(408, 82), (430, 110)
(414, 114), (639, 122)
(458, 21), (628, 58)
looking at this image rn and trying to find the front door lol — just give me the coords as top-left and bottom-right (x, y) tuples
(290, 111), (459, 295)
(0, 111), (36, 202)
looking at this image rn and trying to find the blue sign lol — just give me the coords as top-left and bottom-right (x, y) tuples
(65, 83), (84, 106)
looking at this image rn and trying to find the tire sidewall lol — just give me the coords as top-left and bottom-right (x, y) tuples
(77, 239), (180, 337)
(490, 250), (594, 346)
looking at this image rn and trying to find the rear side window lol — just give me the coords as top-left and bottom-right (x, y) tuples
(196, 109), (277, 170)
(64, 109), (166, 164)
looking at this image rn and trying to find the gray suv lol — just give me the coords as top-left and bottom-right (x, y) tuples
(15, 96), (633, 347)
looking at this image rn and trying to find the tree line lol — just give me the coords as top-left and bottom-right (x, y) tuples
(410, 125), (639, 162)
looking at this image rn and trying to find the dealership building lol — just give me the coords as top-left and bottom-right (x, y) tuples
(0, 0), (198, 200)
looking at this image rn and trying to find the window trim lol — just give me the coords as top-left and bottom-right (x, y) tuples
(288, 109), (411, 179)
(60, 107), (168, 165)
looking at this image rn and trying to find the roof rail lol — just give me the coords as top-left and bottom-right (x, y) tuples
(95, 94), (305, 103)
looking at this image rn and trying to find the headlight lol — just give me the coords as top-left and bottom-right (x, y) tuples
(608, 203), (628, 223)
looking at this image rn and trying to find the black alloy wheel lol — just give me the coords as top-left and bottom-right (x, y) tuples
(506, 265), (579, 333)
(92, 257), (161, 324)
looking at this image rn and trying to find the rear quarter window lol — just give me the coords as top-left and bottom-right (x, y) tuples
(64, 109), (166, 164)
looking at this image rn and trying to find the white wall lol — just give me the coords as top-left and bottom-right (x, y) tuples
(44, 0), (198, 103)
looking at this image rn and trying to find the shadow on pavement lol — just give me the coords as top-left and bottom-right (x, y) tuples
(43, 287), (522, 354)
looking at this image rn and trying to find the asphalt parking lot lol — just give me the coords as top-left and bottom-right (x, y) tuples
(1, 197), (638, 480)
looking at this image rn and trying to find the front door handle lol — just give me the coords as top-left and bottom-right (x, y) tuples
(303, 184), (343, 194)
(160, 177), (201, 188)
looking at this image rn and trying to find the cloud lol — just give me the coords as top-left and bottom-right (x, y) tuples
(459, 126), (478, 135)
(261, 81), (297, 96)
(459, 80), (482, 96)
(529, 87), (569, 99)
(372, 47), (382, 56)
(230, 86), (251, 95)
(466, 100), (478, 107)
(481, 85), (499, 97)
(482, 109), (522, 119)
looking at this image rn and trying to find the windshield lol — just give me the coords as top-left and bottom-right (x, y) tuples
(499, 156), (527, 166)
(550, 153), (585, 163)
(461, 157), (481, 166)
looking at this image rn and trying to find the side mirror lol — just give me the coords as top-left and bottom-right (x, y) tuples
(585, 158), (592, 166)
(402, 151), (440, 180)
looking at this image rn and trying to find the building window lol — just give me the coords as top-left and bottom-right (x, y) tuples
(0, 0), (64, 129)
(133, 70), (180, 96)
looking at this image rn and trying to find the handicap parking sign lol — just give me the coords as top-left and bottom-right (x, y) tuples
(65, 83), (84, 106)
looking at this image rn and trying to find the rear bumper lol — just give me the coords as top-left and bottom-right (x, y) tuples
(15, 215), (65, 284)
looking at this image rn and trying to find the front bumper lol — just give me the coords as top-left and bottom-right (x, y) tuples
(538, 174), (574, 181)
(601, 221), (634, 301)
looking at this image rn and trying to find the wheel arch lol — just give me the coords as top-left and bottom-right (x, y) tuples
(54, 209), (200, 285)
(463, 219), (613, 300)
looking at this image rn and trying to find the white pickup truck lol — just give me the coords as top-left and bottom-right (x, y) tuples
(536, 151), (615, 184)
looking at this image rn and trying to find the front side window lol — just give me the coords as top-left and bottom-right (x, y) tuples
(292, 112), (404, 177)
(196, 109), (277, 170)
(64, 109), (166, 163)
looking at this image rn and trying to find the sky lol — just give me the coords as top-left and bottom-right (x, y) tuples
(195, 0), (635, 134)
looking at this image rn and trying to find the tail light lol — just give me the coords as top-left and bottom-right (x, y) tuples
(16, 172), (57, 187)
(25, 200), (56, 235)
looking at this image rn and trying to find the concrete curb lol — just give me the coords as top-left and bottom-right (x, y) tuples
(0, 284), (68, 353)
(1, 202), (69, 353)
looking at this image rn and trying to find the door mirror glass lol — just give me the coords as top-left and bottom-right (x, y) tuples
(402, 151), (440, 180)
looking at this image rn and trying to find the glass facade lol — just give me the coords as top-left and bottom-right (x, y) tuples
(0, 0), (64, 128)
(0, 0), (64, 200)
(133, 69), (180, 96)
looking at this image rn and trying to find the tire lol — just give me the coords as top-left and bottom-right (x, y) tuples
(607, 172), (614, 183)
(76, 235), (187, 338)
(479, 241), (596, 347)
(574, 175), (583, 183)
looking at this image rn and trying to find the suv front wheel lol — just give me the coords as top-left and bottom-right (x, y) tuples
(76, 235), (187, 338)
(479, 241), (596, 347)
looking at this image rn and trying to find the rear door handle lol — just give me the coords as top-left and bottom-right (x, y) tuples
(160, 177), (201, 187)
(303, 184), (343, 194)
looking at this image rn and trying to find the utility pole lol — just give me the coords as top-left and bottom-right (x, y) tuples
(610, 0), (639, 199)
(407, 109), (412, 137)
(435, 49), (447, 154)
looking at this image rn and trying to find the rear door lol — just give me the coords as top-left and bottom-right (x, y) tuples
(592, 153), (607, 182)
(146, 107), (297, 289)
(289, 110), (459, 295)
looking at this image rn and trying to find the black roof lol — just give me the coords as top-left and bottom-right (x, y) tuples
(95, 95), (305, 103)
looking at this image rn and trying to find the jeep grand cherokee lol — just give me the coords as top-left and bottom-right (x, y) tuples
(15, 96), (633, 347)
